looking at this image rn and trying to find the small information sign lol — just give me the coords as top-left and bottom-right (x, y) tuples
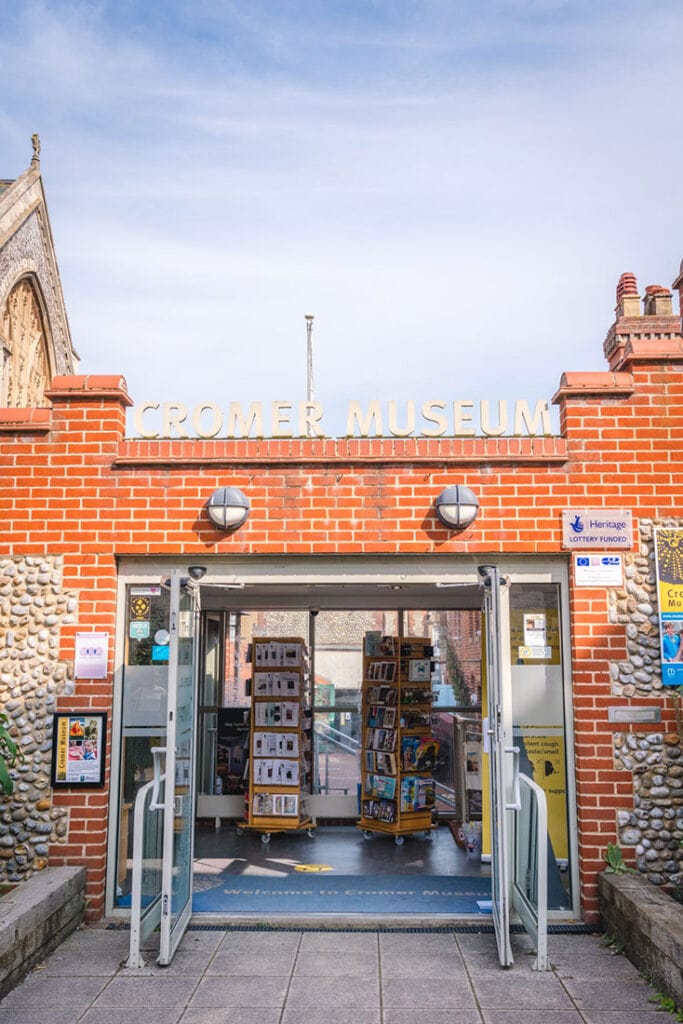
(574, 553), (624, 587)
(74, 632), (109, 679)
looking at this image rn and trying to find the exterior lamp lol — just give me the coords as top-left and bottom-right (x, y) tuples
(206, 487), (250, 531)
(434, 485), (480, 531)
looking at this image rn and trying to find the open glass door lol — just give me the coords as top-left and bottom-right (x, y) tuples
(480, 564), (516, 967)
(158, 570), (200, 965)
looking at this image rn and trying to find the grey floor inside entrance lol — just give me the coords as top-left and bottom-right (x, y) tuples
(194, 823), (487, 877)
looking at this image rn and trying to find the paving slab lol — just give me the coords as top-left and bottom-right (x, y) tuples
(179, 1010), (281, 1024)
(381, 975), (477, 1009)
(480, 1012), (584, 1024)
(471, 972), (575, 1011)
(561, 976), (657, 1010)
(287, 974), (380, 1007)
(189, 974), (289, 1007)
(0, 1011), (86, 1024)
(384, 1013), (482, 1024)
(281, 1010), (381, 1024)
(293, 949), (378, 976)
(206, 949), (296, 975)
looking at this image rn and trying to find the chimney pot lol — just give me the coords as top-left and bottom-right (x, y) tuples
(616, 272), (640, 317)
(643, 284), (673, 316)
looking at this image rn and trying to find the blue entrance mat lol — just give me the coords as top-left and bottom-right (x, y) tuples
(191, 874), (492, 914)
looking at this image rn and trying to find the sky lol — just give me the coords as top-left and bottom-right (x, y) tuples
(1, 0), (682, 437)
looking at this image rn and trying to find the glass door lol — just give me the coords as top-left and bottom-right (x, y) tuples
(480, 564), (515, 968)
(158, 571), (200, 965)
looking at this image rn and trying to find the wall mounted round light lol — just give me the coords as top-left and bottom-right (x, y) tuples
(206, 487), (250, 531)
(434, 485), (480, 531)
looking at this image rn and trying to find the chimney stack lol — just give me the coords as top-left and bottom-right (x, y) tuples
(604, 265), (683, 370)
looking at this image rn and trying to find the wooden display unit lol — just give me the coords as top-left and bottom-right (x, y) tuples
(237, 636), (314, 844)
(358, 633), (440, 845)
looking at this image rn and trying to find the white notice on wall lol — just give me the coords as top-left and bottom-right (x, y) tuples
(74, 632), (109, 679)
(574, 553), (624, 587)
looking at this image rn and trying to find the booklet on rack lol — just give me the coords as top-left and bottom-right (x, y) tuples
(364, 632), (396, 657)
(401, 735), (440, 770)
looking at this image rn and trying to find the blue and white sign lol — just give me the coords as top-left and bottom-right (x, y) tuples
(129, 620), (150, 640)
(573, 553), (624, 586)
(562, 510), (632, 549)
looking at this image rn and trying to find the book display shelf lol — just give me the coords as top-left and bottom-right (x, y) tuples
(236, 637), (315, 844)
(358, 632), (440, 845)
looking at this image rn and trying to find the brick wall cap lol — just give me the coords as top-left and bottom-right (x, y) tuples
(609, 315), (682, 330)
(620, 337), (683, 365)
(0, 407), (51, 432)
(551, 371), (634, 404)
(45, 375), (133, 406)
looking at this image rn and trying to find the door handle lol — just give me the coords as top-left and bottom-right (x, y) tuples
(505, 745), (521, 811)
(149, 746), (167, 810)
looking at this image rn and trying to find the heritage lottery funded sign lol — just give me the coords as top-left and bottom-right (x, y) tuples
(562, 510), (633, 549)
(132, 398), (554, 439)
(654, 527), (683, 687)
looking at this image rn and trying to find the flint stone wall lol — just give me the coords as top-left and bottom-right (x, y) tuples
(609, 519), (683, 888)
(0, 556), (73, 884)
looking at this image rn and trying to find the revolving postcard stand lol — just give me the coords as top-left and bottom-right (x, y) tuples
(237, 637), (315, 844)
(358, 633), (439, 845)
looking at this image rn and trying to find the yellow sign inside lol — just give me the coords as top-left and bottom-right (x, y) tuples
(522, 734), (568, 860)
(294, 864), (334, 873)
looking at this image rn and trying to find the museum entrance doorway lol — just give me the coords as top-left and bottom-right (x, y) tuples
(113, 558), (577, 962)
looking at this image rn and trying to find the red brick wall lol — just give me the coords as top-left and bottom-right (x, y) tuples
(1, 348), (682, 920)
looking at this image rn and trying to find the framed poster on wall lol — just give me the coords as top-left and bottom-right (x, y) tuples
(51, 712), (107, 788)
(654, 527), (683, 687)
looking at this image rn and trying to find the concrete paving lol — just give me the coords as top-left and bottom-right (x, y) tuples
(0, 924), (669, 1024)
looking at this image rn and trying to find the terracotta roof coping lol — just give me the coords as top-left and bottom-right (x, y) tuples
(0, 407), (51, 433)
(552, 371), (634, 405)
(45, 375), (133, 406)
(620, 338), (683, 364)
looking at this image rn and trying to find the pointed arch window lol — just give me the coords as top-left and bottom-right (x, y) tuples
(0, 277), (52, 406)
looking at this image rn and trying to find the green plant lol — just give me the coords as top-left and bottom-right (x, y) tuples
(649, 991), (683, 1021)
(0, 712), (20, 794)
(603, 842), (631, 874)
(602, 933), (625, 955)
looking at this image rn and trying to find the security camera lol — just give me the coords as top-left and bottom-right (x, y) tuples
(309, 608), (319, 617)
(187, 565), (207, 581)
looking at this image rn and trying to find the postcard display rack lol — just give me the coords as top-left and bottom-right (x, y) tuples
(358, 633), (440, 845)
(238, 637), (315, 844)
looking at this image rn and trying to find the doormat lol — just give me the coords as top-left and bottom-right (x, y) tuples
(191, 874), (492, 914)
